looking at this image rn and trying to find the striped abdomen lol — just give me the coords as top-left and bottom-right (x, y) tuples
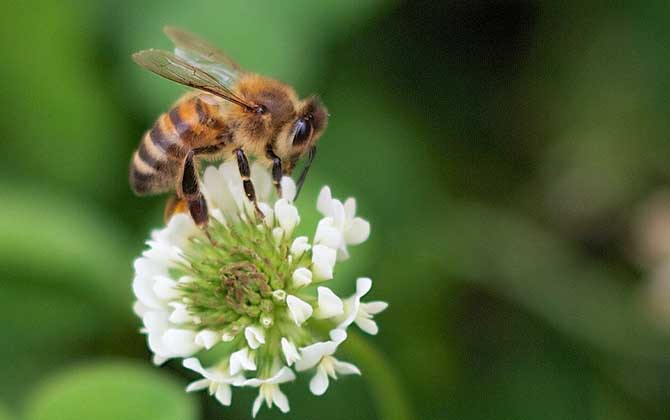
(130, 95), (228, 196)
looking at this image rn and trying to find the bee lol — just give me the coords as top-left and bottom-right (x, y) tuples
(130, 27), (328, 228)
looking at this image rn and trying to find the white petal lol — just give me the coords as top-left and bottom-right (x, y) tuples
(132, 273), (161, 309)
(295, 340), (338, 371)
(356, 317), (379, 335)
(133, 274), (162, 311)
(133, 301), (149, 318)
(286, 295), (313, 326)
(195, 330), (219, 349)
(243, 366), (296, 387)
(281, 176), (296, 202)
(274, 199), (300, 235)
(309, 366), (330, 396)
(142, 310), (169, 334)
(337, 278), (373, 330)
(257, 202), (274, 227)
(343, 197), (357, 219)
(332, 359), (361, 376)
(311, 244), (337, 281)
(272, 386), (290, 413)
(329, 199), (346, 229)
(281, 337), (301, 366)
(152, 275), (179, 300)
(316, 186), (333, 216)
(315, 287), (344, 319)
(214, 383), (232, 406)
(210, 208), (226, 224)
(292, 267), (313, 288)
(314, 217), (343, 249)
(290, 236), (311, 257)
(252, 393), (263, 418)
(134, 256), (166, 280)
(329, 328), (348, 343)
(356, 277), (373, 296)
(168, 302), (193, 324)
(147, 333), (171, 361)
(270, 366), (297, 384)
(162, 329), (200, 356)
(185, 378), (210, 392)
(344, 217), (371, 245)
(244, 326), (266, 350)
(363, 301), (389, 315)
(250, 161), (273, 202)
(203, 164), (240, 218)
(229, 348), (256, 375)
(161, 213), (201, 249)
(272, 227), (285, 243)
(183, 357), (207, 376)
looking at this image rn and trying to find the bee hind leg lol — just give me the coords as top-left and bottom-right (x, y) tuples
(235, 148), (264, 219)
(179, 150), (216, 244)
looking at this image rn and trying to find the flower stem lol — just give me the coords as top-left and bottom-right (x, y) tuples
(340, 332), (415, 420)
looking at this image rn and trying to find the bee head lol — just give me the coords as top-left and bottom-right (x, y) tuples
(275, 95), (328, 173)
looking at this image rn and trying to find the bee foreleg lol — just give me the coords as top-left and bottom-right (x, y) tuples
(180, 150), (209, 229)
(265, 146), (283, 199)
(235, 148), (264, 219)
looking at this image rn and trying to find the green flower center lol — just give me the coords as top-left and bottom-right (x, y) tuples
(175, 218), (303, 332)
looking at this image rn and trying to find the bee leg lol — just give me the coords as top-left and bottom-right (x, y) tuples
(235, 148), (264, 219)
(180, 150), (211, 231)
(266, 146), (283, 198)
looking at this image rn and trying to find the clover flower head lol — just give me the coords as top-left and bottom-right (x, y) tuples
(131, 161), (387, 416)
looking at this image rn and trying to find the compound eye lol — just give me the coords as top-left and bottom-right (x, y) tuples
(292, 117), (313, 146)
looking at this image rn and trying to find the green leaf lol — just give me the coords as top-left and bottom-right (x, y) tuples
(24, 361), (197, 420)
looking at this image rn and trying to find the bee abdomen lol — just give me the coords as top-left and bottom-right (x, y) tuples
(129, 96), (226, 196)
(130, 122), (182, 195)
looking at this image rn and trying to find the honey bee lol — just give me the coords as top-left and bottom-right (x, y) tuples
(130, 27), (328, 228)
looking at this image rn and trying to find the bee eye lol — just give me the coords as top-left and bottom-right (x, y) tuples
(292, 117), (313, 146)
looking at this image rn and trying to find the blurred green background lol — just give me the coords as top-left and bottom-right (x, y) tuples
(1, 1), (670, 419)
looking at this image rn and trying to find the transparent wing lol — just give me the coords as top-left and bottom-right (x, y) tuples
(164, 26), (241, 88)
(132, 49), (253, 110)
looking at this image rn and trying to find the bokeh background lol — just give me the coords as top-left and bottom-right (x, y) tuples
(1, 1), (670, 419)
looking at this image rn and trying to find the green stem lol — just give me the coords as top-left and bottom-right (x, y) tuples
(340, 332), (415, 420)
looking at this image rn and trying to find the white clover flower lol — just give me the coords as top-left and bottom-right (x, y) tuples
(131, 161), (383, 416)
(316, 186), (371, 260)
(243, 365), (296, 417)
(183, 358), (244, 406)
(295, 329), (360, 395)
(338, 277), (389, 335)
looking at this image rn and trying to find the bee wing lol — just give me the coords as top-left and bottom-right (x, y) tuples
(132, 49), (253, 110)
(164, 26), (242, 87)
